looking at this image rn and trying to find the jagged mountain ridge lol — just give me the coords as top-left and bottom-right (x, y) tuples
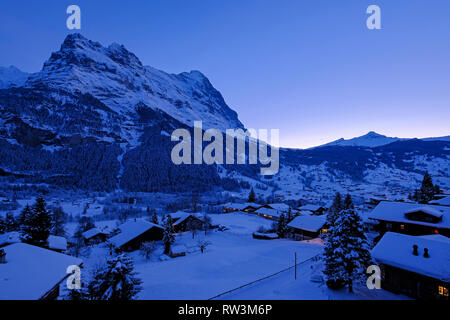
(0, 34), (449, 195)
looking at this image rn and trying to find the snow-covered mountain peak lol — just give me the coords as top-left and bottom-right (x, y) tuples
(24, 33), (243, 132)
(318, 131), (402, 148)
(0, 66), (30, 89)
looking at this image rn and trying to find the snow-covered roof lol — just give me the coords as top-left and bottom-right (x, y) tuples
(298, 204), (324, 212)
(223, 202), (260, 211)
(0, 243), (82, 300)
(404, 207), (443, 219)
(82, 227), (106, 240)
(109, 219), (163, 248)
(0, 231), (21, 247)
(371, 232), (450, 282)
(418, 234), (450, 244)
(265, 203), (290, 212)
(47, 235), (67, 251)
(254, 207), (283, 218)
(287, 215), (326, 233)
(430, 195), (450, 206)
(368, 201), (450, 230)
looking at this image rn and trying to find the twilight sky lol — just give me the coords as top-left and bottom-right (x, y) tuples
(1, 0), (449, 148)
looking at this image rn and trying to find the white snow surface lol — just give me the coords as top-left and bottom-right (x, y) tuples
(371, 232), (450, 282)
(0, 243), (82, 300)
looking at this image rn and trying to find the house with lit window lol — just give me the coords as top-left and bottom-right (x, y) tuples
(368, 201), (450, 239)
(222, 202), (260, 213)
(297, 204), (327, 216)
(253, 207), (283, 221)
(371, 232), (449, 300)
(287, 215), (327, 240)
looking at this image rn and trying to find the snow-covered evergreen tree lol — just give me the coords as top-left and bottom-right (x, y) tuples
(87, 254), (142, 300)
(50, 206), (67, 237)
(4, 212), (19, 232)
(326, 192), (343, 226)
(151, 209), (159, 225)
(419, 172), (437, 203)
(20, 197), (52, 246)
(343, 194), (354, 210)
(324, 208), (371, 292)
(163, 215), (175, 254)
(248, 187), (256, 203)
(276, 213), (288, 238)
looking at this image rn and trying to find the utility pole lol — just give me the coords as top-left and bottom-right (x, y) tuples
(294, 252), (297, 280)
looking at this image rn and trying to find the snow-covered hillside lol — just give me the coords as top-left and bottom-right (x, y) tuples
(0, 66), (29, 89)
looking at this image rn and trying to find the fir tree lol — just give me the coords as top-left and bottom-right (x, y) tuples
(51, 206), (67, 237)
(87, 254), (142, 300)
(324, 208), (371, 292)
(5, 212), (19, 232)
(151, 209), (159, 225)
(343, 194), (354, 210)
(20, 197), (52, 246)
(163, 215), (175, 254)
(248, 188), (256, 203)
(276, 213), (288, 238)
(327, 192), (343, 226)
(0, 216), (6, 234)
(419, 172), (437, 203)
(202, 214), (212, 236)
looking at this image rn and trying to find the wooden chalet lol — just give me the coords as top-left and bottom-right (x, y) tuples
(222, 202), (260, 213)
(368, 201), (450, 238)
(287, 215), (327, 240)
(171, 212), (203, 233)
(297, 204), (327, 216)
(82, 228), (108, 245)
(372, 232), (449, 300)
(109, 219), (164, 252)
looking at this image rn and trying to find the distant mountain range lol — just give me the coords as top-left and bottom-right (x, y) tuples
(315, 131), (450, 148)
(0, 33), (449, 198)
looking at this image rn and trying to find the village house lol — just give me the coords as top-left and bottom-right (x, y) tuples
(170, 211), (204, 233)
(297, 204), (327, 216)
(46, 235), (68, 253)
(109, 219), (164, 252)
(430, 195), (450, 206)
(371, 232), (449, 300)
(82, 228), (108, 245)
(222, 202), (260, 213)
(252, 207), (282, 220)
(0, 242), (82, 300)
(287, 215), (327, 240)
(368, 201), (450, 238)
(262, 203), (291, 213)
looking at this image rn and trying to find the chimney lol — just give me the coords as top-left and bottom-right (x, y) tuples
(413, 244), (419, 256)
(424, 248), (430, 258)
(0, 249), (6, 264)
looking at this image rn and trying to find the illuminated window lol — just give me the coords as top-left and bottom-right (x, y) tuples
(434, 229), (439, 235)
(400, 224), (405, 230)
(438, 286), (449, 297)
(321, 229), (328, 234)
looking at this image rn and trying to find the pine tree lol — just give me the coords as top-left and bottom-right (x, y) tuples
(327, 192), (343, 226)
(324, 208), (371, 292)
(163, 215), (175, 254)
(20, 197), (52, 246)
(87, 254), (142, 300)
(5, 212), (19, 232)
(276, 213), (288, 238)
(151, 209), (159, 225)
(51, 206), (67, 237)
(0, 216), (6, 234)
(419, 172), (435, 203)
(248, 188), (256, 203)
(343, 194), (354, 210)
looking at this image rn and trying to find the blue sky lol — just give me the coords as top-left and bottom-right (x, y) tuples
(1, 0), (449, 148)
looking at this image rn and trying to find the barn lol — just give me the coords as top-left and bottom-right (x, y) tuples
(82, 228), (108, 245)
(109, 219), (164, 252)
(371, 232), (449, 300)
